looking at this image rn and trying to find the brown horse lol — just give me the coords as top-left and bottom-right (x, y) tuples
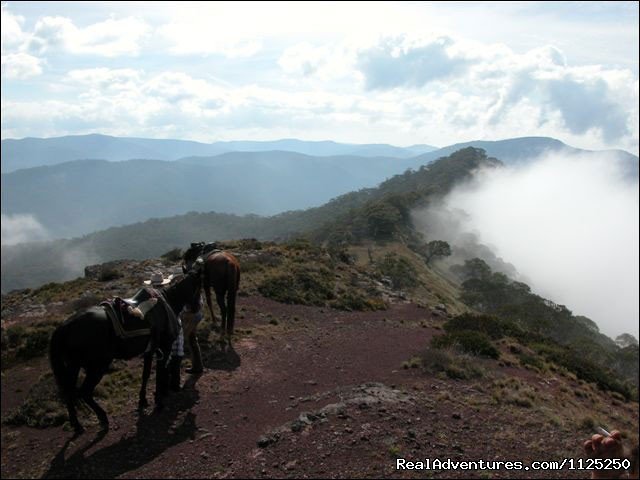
(182, 242), (240, 343)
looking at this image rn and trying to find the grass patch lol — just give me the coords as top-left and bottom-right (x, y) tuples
(2, 321), (60, 369)
(402, 356), (422, 369)
(3, 373), (67, 428)
(492, 378), (538, 408)
(518, 352), (546, 371)
(31, 277), (92, 303)
(3, 360), (141, 428)
(420, 348), (485, 380)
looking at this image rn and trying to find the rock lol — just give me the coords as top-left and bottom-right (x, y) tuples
(290, 420), (306, 433)
(257, 435), (276, 448)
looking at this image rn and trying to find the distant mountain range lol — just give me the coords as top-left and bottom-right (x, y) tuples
(1, 147), (498, 292)
(2, 135), (637, 241)
(0, 134), (438, 173)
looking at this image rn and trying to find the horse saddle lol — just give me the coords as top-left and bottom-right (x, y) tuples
(101, 289), (159, 339)
(191, 241), (221, 260)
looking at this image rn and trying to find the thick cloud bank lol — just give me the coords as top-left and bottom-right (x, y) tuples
(414, 153), (639, 337)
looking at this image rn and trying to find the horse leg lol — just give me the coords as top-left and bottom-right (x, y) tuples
(79, 367), (109, 431)
(204, 286), (218, 330)
(65, 364), (83, 434)
(154, 355), (169, 410)
(226, 290), (237, 342)
(138, 352), (152, 410)
(215, 290), (227, 343)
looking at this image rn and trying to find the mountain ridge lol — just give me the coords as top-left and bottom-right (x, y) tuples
(0, 133), (438, 173)
(3, 137), (637, 242)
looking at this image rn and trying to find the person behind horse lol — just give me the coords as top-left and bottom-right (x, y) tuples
(144, 272), (184, 392)
(181, 293), (205, 375)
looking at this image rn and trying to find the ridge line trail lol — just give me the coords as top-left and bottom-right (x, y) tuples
(2, 297), (434, 479)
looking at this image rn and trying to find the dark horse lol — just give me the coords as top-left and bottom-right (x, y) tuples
(182, 242), (240, 343)
(49, 268), (202, 434)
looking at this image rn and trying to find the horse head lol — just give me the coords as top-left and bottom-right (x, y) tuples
(182, 242), (205, 274)
(182, 241), (221, 274)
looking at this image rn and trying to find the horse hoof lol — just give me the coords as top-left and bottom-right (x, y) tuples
(73, 425), (85, 436)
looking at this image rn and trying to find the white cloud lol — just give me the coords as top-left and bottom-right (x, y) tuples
(271, 32), (638, 150)
(1, 213), (50, 245)
(356, 35), (473, 90)
(27, 15), (150, 57)
(279, 43), (331, 76)
(430, 152), (639, 338)
(1, 9), (27, 53)
(1, 52), (43, 78)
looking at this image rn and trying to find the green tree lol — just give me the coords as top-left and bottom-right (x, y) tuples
(450, 257), (491, 281)
(616, 333), (639, 348)
(364, 201), (402, 240)
(424, 240), (452, 265)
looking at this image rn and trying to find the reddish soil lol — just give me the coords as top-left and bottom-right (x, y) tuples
(1, 296), (636, 479)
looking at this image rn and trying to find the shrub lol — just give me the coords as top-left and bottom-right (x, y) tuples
(2, 322), (59, 366)
(376, 253), (419, 290)
(16, 327), (53, 360)
(444, 313), (524, 340)
(239, 238), (263, 250)
(5, 325), (26, 349)
(432, 331), (499, 359)
(531, 342), (633, 400)
(330, 292), (387, 312)
(258, 265), (335, 306)
(98, 267), (122, 282)
(160, 247), (183, 262)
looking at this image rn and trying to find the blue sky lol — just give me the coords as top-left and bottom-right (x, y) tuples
(1, 1), (638, 153)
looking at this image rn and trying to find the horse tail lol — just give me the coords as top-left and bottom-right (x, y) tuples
(49, 325), (73, 402)
(227, 257), (240, 292)
(202, 266), (216, 324)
